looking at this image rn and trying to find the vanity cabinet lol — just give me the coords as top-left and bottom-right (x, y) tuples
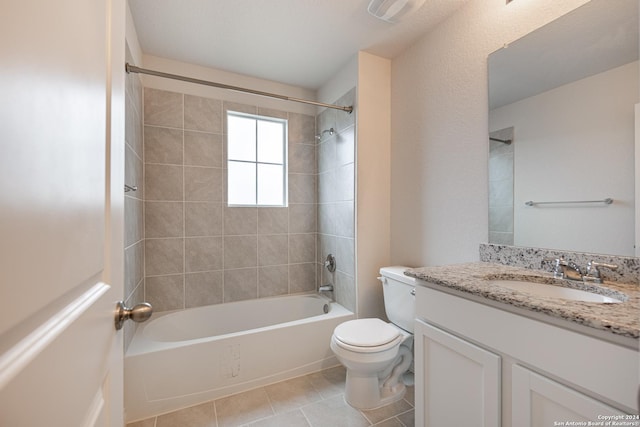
(414, 284), (638, 427)
(512, 365), (620, 426)
(414, 319), (501, 426)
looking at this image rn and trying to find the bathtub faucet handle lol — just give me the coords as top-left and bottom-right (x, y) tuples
(324, 254), (336, 273)
(115, 301), (153, 330)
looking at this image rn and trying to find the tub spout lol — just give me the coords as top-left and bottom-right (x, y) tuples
(319, 284), (333, 292)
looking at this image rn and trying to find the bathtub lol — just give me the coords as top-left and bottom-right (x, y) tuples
(124, 294), (354, 422)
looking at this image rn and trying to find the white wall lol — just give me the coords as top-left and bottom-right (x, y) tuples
(490, 62), (637, 256)
(141, 55), (317, 116)
(356, 52), (391, 319)
(390, 0), (590, 267)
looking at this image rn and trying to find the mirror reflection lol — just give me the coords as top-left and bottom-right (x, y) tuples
(488, 0), (638, 257)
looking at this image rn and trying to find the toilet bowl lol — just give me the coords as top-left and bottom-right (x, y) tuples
(330, 266), (416, 410)
(330, 318), (413, 409)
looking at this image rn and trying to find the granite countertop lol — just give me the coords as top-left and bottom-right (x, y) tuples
(405, 262), (639, 341)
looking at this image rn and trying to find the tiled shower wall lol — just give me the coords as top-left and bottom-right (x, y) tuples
(143, 88), (318, 312)
(488, 127), (514, 246)
(123, 44), (144, 350)
(317, 88), (356, 313)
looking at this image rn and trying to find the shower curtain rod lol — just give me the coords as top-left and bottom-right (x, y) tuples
(125, 63), (353, 113)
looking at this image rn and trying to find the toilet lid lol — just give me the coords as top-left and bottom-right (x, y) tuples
(334, 318), (401, 347)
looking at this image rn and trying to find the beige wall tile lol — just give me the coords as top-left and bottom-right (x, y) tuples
(258, 265), (288, 298)
(145, 164), (183, 201)
(223, 268), (258, 303)
(289, 234), (315, 264)
(125, 144), (140, 194)
(288, 174), (316, 204)
(133, 88), (323, 312)
(336, 163), (355, 202)
(185, 270), (223, 308)
(318, 170), (336, 204)
(288, 112), (315, 145)
(185, 202), (223, 237)
(145, 201), (183, 238)
(317, 138), (336, 174)
(185, 167), (222, 202)
(335, 237), (354, 277)
(289, 263), (316, 293)
(224, 236), (257, 269)
(258, 207), (288, 234)
(124, 197), (143, 247)
(335, 272), (355, 313)
(145, 238), (184, 276)
(124, 242), (141, 299)
(184, 131), (222, 167)
(184, 95), (222, 133)
(256, 107), (287, 119)
(224, 207), (257, 235)
(144, 88), (182, 128)
(288, 143), (316, 174)
(258, 235), (288, 266)
(318, 203), (335, 236)
(144, 126), (183, 165)
(334, 202), (354, 238)
(289, 204), (316, 233)
(317, 234), (336, 265)
(145, 274), (184, 312)
(336, 126), (355, 166)
(316, 108), (336, 143)
(223, 101), (257, 115)
(185, 236), (223, 272)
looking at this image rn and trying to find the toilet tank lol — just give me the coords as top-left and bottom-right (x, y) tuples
(379, 266), (416, 333)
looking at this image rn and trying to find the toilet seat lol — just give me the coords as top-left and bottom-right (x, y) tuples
(333, 319), (402, 353)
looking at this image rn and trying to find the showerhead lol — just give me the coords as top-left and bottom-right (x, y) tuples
(315, 128), (335, 140)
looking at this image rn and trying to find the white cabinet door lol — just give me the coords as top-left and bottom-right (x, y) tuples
(415, 319), (501, 427)
(0, 0), (125, 425)
(512, 364), (622, 427)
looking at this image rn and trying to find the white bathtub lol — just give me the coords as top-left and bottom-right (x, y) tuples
(124, 294), (353, 422)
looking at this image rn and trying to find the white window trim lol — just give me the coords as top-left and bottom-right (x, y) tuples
(226, 110), (288, 207)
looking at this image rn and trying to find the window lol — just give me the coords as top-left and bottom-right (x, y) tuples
(227, 111), (287, 206)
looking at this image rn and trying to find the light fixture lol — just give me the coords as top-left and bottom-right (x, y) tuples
(367, 0), (427, 23)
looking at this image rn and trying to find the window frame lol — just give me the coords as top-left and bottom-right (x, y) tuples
(226, 110), (288, 207)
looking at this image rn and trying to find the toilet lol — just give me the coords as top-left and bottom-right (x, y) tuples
(330, 266), (416, 410)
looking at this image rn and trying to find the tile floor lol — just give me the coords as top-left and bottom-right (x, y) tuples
(126, 366), (415, 427)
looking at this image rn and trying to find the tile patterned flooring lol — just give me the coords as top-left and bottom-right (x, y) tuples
(126, 366), (415, 427)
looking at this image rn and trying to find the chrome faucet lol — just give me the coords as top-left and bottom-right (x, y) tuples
(583, 261), (618, 284)
(543, 256), (583, 281)
(319, 284), (334, 292)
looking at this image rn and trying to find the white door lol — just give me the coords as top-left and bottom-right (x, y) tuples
(0, 0), (126, 425)
(415, 319), (502, 427)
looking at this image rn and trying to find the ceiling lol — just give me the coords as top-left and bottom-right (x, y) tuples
(128, 0), (468, 90)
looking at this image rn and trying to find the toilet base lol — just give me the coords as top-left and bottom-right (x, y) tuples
(344, 371), (406, 410)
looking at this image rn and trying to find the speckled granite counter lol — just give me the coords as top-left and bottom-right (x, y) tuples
(405, 262), (639, 342)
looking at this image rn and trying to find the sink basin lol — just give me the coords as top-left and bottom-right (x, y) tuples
(488, 280), (623, 303)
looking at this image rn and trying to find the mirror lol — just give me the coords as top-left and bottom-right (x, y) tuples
(488, 0), (638, 257)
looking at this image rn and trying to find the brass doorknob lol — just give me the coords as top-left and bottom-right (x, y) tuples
(115, 301), (153, 330)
